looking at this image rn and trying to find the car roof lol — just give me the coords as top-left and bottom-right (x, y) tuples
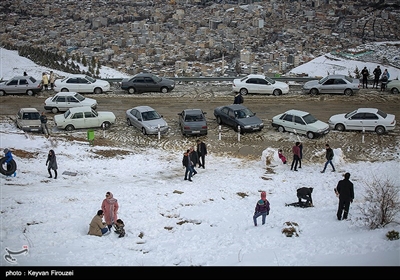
(19, 108), (39, 112)
(283, 109), (310, 116)
(243, 74), (266, 79)
(133, 105), (156, 112)
(183, 109), (203, 114)
(132, 73), (154, 78)
(355, 108), (379, 113)
(67, 106), (93, 112)
(54, 92), (79, 96)
(11, 76), (34, 79)
(65, 74), (88, 78)
(324, 75), (349, 78)
(223, 104), (247, 110)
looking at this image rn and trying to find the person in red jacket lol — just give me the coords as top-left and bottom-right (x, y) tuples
(291, 142), (301, 171)
(278, 149), (287, 164)
(253, 191), (270, 226)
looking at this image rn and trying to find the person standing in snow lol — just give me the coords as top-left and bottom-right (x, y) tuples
(182, 149), (194, 182)
(189, 146), (198, 176)
(101, 192), (119, 230)
(372, 65), (381, 89)
(46, 149), (58, 179)
(335, 172), (354, 220)
(290, 142), (301, 171)
(42, 72), (49, 91)
(88, 210), (109, 237)
(321, 143), (335, 173)
(196, 139), (207, 169)
(361, 66), (369, 89)
(253, 191), (270, 226)
(40, 111), (50, 135)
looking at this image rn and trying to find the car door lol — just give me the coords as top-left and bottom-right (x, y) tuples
(77, 77), (92, 93)
(320, 78), (336, 94)
(348, 112), (377, 131)
(6, 78), (19, 94)
(244, 78), (259, 94)
(84, 110), (100, 128)
(331, 78), (347, 94)
(66, 95), (80, 110)
(257, 78), (273, 94)
(69, 111), (85, 129)
(128, 109), (141, 130)
(55, 95), (67, 111)
(66, 78), (79, 92)
(18, 78), (30, 94)
(280, 113), (295, 132)
(292, 115), (307, 135)
(144, 77), (159, 92)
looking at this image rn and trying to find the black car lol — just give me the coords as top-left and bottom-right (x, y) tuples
(213, 104), (264, 133)
(120, 73), (175, 94)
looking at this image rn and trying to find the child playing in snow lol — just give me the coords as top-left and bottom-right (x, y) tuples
(278, 149), (287, 164)
(114, 219), (125, 238)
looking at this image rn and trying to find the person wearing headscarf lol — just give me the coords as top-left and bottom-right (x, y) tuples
(101, 191), (119, 230)
(46, 149), (58, 179)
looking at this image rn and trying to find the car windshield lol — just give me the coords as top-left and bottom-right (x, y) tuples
(319, 76), (329, 84)
(264, 76), (275, 84)
(29, 77), (37, 83)
(142, 110), (161, 121)
(22, 112), (40, 120)
(235, 108), (254, 119)
(150, 74), (162, 83)
(302, 113), (318, 124)
(344, 76), (354, 83)
(74, 93), (85, 101)
(64, 110), (71, 118)
(345, 109), (358, 118)
(85, 76), (96, 83)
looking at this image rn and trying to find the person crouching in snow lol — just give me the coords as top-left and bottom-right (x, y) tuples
(114, 219), (125, 238)
(88, 210), (109, 237)
(253, 191), (270, 226)
(297, 187), (313, 207)
(278, 149), (287, 164)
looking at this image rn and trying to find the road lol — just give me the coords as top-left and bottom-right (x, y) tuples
(1, 85), (399, 163)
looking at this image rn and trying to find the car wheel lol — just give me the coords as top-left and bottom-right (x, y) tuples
(0, 90), (5, 96)
(375, 126), (385, 135)
(127, 119), (132, 126)
(65, 124), (74, 131)
(273, 89), (281, 96)
(102, 121), (111, 129)
(239, 88), (248, 95)
(344, 89), (353, 96)
(391, 87), (399, 94)
(278, 126), (285, 133)
(160, 87), (168, 93)
(61, 88), (69, 92)
(141, 127), (147, 135)
(216, 116), (222, 125)
(94, 87), (102, 94)
(26, 89), (34, 96)
(310, 88), (319, 96)
(306, 131), (315, 139)
(335, 123), (345, 131)
(128, 87), (136, 94)
(51, 108), (59, 114)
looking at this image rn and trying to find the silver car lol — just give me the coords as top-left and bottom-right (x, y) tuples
(126, 106), (169, 135)
(15, 108), (42, 132)
(0, 76), (43, 96)
(303, 75), (360, 96)
(178, 109), (208, 136)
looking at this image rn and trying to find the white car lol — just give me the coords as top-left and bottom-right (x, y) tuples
(15, 108), (42, 132)
(272, 109), (330, 139)
(44, 92), (98, 113)
(54, 74), (110, 94)
(232, 74), (289, 96)
(54, 106), (116, 131)
(328, 108), (396, 135)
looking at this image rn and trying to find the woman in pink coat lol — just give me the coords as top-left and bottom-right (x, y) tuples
(101, 191), (119, 230)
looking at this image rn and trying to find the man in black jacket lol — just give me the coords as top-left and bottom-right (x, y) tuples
(196, 140), (207, 169)
(321, 143), (335, 173)
(297, 187), (313, 207)
(335, 172), (354, 220)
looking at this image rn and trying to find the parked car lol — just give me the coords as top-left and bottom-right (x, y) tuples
(15, 108), (42, 132)
(272, 109), (330, 139)
(213, 104), (264, 133)
(232, 74), (289, 96)
(0, 76), (43, 96)
(44, 92), (97, 113)
(54, 74), (110, 94)
(303, 75), (360, 96)
(54, 106), (115, 131)
(178, 109), (207, 136)
(126, 105), (169, 135)
(120, 73), (176, 94)
(386, 80), (400, 94)
(328, 108), (396, 135)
